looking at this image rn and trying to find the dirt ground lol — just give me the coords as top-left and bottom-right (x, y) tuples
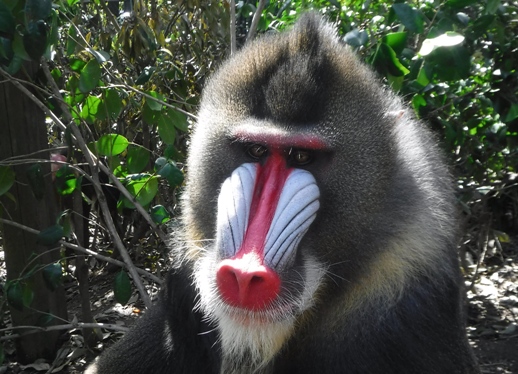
(0, 240), (517, 373)
(467, 240), (518, 374)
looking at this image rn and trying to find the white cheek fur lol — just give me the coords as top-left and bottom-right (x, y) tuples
(194, 247), (327, 373)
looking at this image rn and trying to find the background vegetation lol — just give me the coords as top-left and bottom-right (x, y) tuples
(0, 0), (516, 371)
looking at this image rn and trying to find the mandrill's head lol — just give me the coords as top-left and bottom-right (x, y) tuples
(177, 12), (454, 369)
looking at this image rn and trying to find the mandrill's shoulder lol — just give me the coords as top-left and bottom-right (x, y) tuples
(86, 268), (221, 374)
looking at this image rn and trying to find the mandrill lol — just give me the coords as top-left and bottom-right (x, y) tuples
(86, 13), (480, 374)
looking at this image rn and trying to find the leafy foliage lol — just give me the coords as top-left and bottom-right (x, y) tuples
(0, 0), (517, 368)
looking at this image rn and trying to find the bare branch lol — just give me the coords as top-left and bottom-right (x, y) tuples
(0, 217), (164, 284)
(246, 0), (267, 43)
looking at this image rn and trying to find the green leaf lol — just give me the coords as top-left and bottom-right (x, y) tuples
(127, 145), (150, 173)
(25, 0), (52, 22)
(67, 25), (79, 57)
(169, 108), (188, 132)
(504, 104), (518, 123)
(114, 270), (132, 305)
(412, 94), (427, 113)
(97, 134), (129, 157)
(37, 224), (64, 246)
(150, 205), (171, 224)
(43, 263), (62, 291)
(12, 32), (31, 61)
(154, 157), (167, 171)
(157, 113), (176, 145)
(0, 36), (14, 62)
(0, 344), (4, 365)
(426, 46), (471, 81)
(145, 91), (164, 111)
(61, 210), (72, 237)
(371, 43), (409, 77)
(80, 95), (102, 124)
(446, 0), (478, 8)
(344, 29), (368, 47)
(416, 66), (430, 87)
(0, 166), (15, 196)
(418, 32), (465, 56)
(142, 103), (159, 125)
(157, 162), (184, 187)
(485, 0), (500, 15)
(383, 32), (407, 55)
(87, 48), (110, 63)
(26, 163), (45, 200)
(23, 20), (48, 60)
(6, 281), (34, 310)
(6, 281), (24, 310)
(79, 59), (102, 93)
(54, 165), (78, 195)
(392, 3), (424, 33)
(135, 66), (156, 85)
(0, 2), (15, 35)
(22, 283), (34, 308)
(68, 57), (86, 71)
(124, 174), (158, 208)
(102, 89), (123, 120)
(163, 145), (181, 161)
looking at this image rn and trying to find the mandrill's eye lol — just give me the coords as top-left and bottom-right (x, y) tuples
(290, 149), (313, 166)
(247, 144), (268, 159)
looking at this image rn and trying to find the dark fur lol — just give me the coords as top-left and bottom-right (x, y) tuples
(87, 14), (480, 374)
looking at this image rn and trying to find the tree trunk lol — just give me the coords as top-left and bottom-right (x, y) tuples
(0, 63), (68, 363)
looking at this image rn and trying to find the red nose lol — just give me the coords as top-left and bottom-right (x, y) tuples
(216, 258), (281, 310)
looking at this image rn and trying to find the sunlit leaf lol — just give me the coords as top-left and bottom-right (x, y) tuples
(80, 95), (102, 124)
(418, 32), (465, 56)
(54, 165), (78, 195)
(145, 91), (164, 111)
(383, 32), (407, 55)
(124, 174), (158, 208)
(150, 205), (171, 224)
(97, 134), (129, 156)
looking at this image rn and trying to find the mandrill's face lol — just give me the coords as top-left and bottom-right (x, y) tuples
(180, 12), (402, 369)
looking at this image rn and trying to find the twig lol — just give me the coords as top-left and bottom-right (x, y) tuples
(229, 0), (236, 54)
(0, 322), (130, 342)
(40, 60), (169, 244)
(0, 217), (163, 285)
(246, 0), (266, 43)
(1, 64), (163, 307)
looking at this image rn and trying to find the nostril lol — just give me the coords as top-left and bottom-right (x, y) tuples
(216, 259), (281, 311)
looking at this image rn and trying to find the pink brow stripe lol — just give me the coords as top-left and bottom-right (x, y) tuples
(233, 130), (328, 150)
